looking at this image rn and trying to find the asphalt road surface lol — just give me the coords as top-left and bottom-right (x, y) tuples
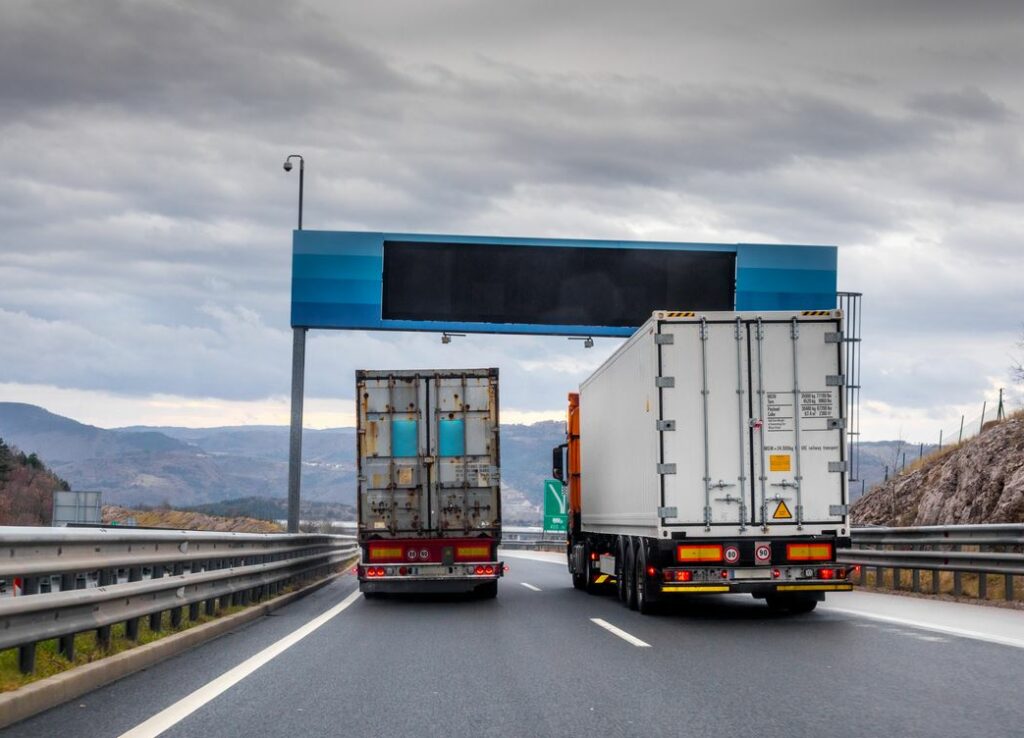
(7, 554), (1024, 738)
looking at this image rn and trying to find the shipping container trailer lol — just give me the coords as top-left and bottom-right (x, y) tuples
(356, 368), (503, 597)
(554, 310), (854, 613)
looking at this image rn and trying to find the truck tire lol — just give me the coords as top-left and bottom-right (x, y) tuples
(616, 536), (628, 603)
(571, 542), (587, 590)
(765, 593), (818, 614)
(635, 544), (657, 615)
(624, 539), (638, 610)
(477, 581), (498, 599)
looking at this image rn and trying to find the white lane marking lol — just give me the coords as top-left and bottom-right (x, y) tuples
(119, 588), (363, 738)
(521, 582), (542, 592)
(827, 607), (1024, 651)
(590, 618), (651, 648)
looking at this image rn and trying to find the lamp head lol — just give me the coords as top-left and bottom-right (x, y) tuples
(283, 160), (293, 172)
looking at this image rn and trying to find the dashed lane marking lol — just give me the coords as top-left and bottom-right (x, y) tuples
(590, 618), (651, 648)
(521, 582), (542, 592)
(119, 588), (363, 738)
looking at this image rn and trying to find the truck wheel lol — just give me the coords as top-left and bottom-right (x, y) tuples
(571, 542), (587, 590)
(616, 537), (628, 603)
(624, 540), (638, 611)
(477, 581), (498, 599)
(765, 594), (818, 614)
(635, 545), (657, 615)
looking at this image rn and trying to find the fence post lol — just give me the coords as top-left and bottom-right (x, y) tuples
(979, 401), (986, 434)
(958, 415), (964, 443)
(939, 429), (943, 451)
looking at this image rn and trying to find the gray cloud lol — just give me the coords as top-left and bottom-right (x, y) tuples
(1, 1), (1022, 435)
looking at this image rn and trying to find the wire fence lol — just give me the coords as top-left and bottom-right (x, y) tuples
(935, 388), (1017, 450)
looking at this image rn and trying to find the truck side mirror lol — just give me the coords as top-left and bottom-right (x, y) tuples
(552, 444), (567, 483)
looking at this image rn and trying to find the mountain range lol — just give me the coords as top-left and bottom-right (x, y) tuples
(0, 402), (907, 522)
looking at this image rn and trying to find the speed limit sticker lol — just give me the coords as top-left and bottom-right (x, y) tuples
(754, 543), (771, 564)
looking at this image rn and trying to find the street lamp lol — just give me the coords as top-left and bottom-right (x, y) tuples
(283, 154), (304, 230)
(569, 336), (594, 348)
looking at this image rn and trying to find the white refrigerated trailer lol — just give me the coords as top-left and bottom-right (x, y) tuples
(559, 310), (854, 613)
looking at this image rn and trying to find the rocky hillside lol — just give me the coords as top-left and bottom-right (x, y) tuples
(102, 505), (284, 533)
(852, 413), (1024, 526)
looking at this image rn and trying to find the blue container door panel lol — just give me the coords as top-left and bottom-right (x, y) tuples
(438, 419), (466, 457)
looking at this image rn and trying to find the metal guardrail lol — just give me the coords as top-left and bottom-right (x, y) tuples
(841, 524), (1024, 600)
(0, 526), (358, 674)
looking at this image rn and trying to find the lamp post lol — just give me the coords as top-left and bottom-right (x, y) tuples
(284, 154), (306, 533)
(283, 154), (304, 230)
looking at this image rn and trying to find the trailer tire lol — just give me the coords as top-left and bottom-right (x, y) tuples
(616, 537), (628, 603)
(624, 539), (638, 610)
(765, 593), (818, 614)
(477, 581), (498, 599)
(635, 544), (657, 615)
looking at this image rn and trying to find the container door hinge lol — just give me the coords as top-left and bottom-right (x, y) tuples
(656, 419), (676, 431)
(827, 418), (847, 430)
(826, 374), (846, 387)
(656, 463), (677, 475)
(828, 461), (848, 473)
(658, 506), (678, 518)
(655, 376), (675, 388)
(655, 333), (674, 345)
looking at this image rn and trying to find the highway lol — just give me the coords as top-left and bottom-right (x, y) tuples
(7, 552), (1024, 738)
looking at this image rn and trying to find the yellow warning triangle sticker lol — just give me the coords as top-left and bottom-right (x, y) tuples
(772, 500), (793, 520)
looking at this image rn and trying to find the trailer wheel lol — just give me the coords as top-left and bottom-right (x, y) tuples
(477, 581), (498, 599)
(765, 593), (818, 614)
(616, 537), (628, 603)
(624, 539), (638, 611)
(635, 544), (657, 615)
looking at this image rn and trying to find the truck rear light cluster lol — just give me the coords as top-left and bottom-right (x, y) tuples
(474, 565), (495, 576)
(365, 567), (386, 577)
(676, 544), (724, 563)
(662, 570), (693, 582)
(786, 543), (833, 562)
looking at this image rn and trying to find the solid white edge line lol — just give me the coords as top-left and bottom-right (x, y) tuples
(590, 618), (651, 647)
(521, 582), (542, 592)
(826, 607), (1024, 650)
(119, 588), (363, 738)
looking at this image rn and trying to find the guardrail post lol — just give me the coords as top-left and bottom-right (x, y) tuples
(977, 572), (988, 600)
(170, 563), (184, 628)
(18, 576), (40, 673)
(931, 569), (940, 594)
(892, 566), (902, 591)
(149, 564), (165, 632)
(1006, 574), (1015, 601)
(97, 568), (113, 648)
(911, 568), (920, 593)
(126, 566), (143, 640)
(58, 572), (77, 661)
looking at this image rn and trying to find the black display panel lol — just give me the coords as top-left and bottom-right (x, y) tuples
(382, 241), (735, 327)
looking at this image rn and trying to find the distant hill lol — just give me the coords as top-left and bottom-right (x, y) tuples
(852, 413), (1024, 526)
(0, 437), (70, 525)
(182, 496), (355, 522)
(0, 403), (565, 520)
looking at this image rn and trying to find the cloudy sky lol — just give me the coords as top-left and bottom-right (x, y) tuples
(1, 0), (1022, 442)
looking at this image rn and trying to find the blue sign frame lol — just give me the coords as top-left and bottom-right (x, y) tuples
(291, 230), (837, 336)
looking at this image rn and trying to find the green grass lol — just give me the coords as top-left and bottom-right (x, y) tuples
(0, 604), (246, 692)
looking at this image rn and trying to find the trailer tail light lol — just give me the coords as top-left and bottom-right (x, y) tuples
(375, 567), (385, 577)
(666, 570), (693, 582)
(367, 545), (403, 562)
(474, 565), (485, 575)
(818, 568), (835, 580)
(676, 544), (724, 563)
(399, 567), (408, 575)
(836, 568), (848, 579)
(455, 544), (491, 561)
(786, 543), (833, 562)
(484, 565), (495, 575)
(772, 568), (781, 579)
(646, 566), (657, 577)
(590, 552), (599, 561)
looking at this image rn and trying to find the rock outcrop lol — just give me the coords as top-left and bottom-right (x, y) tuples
(851, 413), (1024, 526)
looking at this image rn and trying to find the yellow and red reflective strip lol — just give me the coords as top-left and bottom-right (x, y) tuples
(676, 544), (724, 563)
(786, 543), (833, 561)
